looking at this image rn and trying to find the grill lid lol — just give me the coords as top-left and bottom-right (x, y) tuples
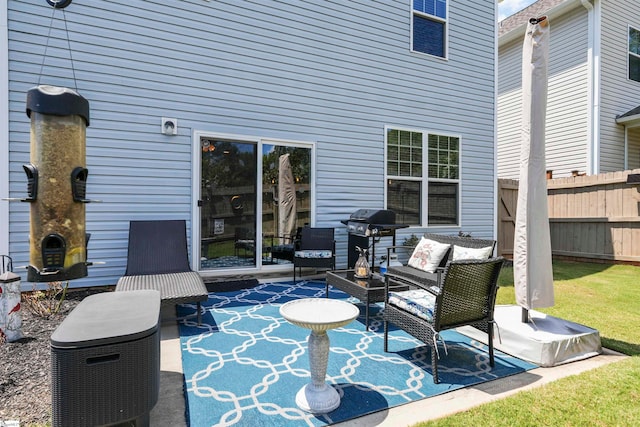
(348, 209), (396, 224)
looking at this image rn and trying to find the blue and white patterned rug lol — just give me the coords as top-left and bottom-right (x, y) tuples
(178, 280), (536, 426)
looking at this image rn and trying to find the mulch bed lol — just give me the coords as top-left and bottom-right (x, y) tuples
(0, 287), (112, 425)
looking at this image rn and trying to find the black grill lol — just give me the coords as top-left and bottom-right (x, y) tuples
(341, 209), (408, 268)
(344, 209), (397, 237)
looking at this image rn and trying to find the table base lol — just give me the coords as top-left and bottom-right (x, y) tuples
(295, 383), (340, 414)
(295, 329), (341, 414)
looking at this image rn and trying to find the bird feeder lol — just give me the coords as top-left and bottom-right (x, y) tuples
(25, 85), (91, 282)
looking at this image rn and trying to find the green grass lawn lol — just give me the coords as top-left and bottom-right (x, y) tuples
(416, 260), (640, 426)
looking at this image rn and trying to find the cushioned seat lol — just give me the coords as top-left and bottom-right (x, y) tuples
(294, 250), (333, 258)
(388, 289), (437, 322)
(116, 272), (207, 306)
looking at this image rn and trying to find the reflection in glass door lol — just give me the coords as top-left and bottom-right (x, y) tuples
(261, 144), (311, 266)
(199, 137), (257, 270)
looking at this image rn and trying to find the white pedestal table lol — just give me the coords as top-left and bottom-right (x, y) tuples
(279, 298), (359, 414)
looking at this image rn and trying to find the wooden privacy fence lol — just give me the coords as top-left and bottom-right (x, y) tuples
(498, 169), (640, 263)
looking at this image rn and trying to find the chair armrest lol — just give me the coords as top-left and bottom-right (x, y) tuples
(385, 269), (442, 296)
(434, 265), (447, 285)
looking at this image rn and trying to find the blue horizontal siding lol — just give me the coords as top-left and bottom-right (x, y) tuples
(7, 0), (497, 287)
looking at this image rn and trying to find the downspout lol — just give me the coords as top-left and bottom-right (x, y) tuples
(1, 0), (9, 257)
(624, 127), (628, 170)
(581, 0), (600, 174)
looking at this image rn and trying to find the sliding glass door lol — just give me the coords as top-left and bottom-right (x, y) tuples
(197, 134), (312, 272)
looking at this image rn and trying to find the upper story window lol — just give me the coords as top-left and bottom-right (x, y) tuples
(385, 127), (460, 226)
(412, 0), (448, 58)
(629, 26), (640, 82)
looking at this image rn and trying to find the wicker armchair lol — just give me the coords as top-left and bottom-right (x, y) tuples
(292, 227), (335, 283)
(383, 257), (505, 383)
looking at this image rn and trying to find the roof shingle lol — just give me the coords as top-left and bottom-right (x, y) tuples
(499, 0), (567, 37)
(617, 105), (640, 119)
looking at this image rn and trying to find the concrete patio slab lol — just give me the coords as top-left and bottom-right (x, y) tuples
(149, 300), (627, 427)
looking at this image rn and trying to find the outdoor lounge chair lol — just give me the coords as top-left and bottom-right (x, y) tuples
(383, 257), (504, 383)
(116, 219), (208, 324)
(293, 226), (335, 283)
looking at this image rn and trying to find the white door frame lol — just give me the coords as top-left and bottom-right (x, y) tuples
(191, 130), (316, 277)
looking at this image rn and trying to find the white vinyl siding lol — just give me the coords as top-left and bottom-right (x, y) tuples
(6, 0), (497, 287)
(629, 128), (640, 170)
(497, 5), (590, 179)
(599, 2), (640, 172)
(497, 39), (525, 179)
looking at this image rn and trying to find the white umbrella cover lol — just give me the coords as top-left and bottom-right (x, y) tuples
(514, 17), (555, 316)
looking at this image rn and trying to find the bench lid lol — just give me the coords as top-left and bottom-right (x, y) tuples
(51, 290), (160, 348)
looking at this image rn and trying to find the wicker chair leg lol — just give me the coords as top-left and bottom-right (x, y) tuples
(197, 302), (202, 325)
(383, 321), (389, 352)
(431, 344), (440, 384)
(488, 320), (495, 367)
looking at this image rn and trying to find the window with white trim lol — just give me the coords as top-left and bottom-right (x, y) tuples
(385, 127), (459, 226)
(629, 26), (640, 82)
(412, 0), (448, 58)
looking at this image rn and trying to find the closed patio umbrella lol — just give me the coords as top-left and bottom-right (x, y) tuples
(278, 153), (297, 245)
(514, 16), (555, 322)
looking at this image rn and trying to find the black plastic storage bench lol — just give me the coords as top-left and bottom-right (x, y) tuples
(50, 290), (161, 427)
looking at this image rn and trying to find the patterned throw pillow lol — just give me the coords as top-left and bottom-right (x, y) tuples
(407, 238), (451, 273)
(452, 245), (493, 261)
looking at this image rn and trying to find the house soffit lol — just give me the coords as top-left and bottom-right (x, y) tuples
(498, 0), (585, 46)
(616, 105), (640, 128)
